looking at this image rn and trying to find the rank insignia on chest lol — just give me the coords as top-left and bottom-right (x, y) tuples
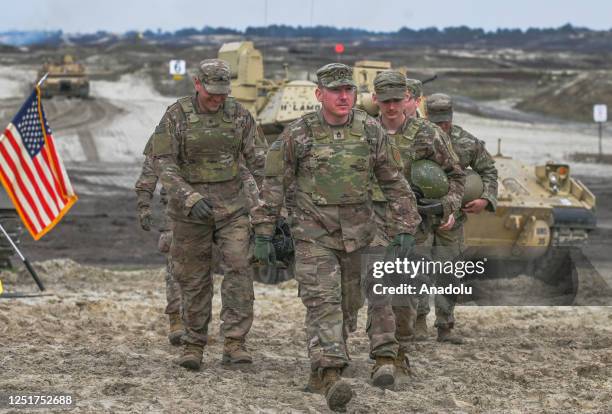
(393, 146), (402, 164)
(334, 130), (344, 140)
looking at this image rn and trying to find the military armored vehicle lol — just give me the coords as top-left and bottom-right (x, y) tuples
(462, 145), (604, 302)
(219, 41), (603, 296)
(38, 55), (90, 99)
(218, 41), (320, 144)
(218, 42), (429, 144)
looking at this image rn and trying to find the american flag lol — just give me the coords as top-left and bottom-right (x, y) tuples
(0, 87), (77, 240)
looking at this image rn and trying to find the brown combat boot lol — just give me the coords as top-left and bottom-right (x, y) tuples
(322, 368), (353, 412)
(394, 348), (410, 375)
(437, 327), (464, 345)
(303, 370), (325, 394)
(167, 313), (184, 346)
(177, 343), (204, 371)
(414, 315), (428, 341)
(222, 338), (253, 364)
(371, 357), (396, 389)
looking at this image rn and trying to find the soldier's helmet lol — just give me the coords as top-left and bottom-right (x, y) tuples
(427, 93), (453, 123)
(462, 169), (484, 205)
(410, 159), (449, 199)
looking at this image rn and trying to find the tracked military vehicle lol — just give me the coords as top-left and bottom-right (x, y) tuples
(218, 41), (320, 144)
(37, 55), (90, 99)
(218, 42), (426, 144)
(218, 41), (603, 296)
(462, 144), (604, 302)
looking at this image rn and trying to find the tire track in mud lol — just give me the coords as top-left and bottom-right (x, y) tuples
(42, 98), (123, 162)
(44, 98), (121, 131)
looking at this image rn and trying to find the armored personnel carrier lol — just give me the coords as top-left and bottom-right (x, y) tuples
(218, 42), (424, 144)
(218, 41), (603, 295)
(462, 145), (604, 302)
(37, 55), (90, 99)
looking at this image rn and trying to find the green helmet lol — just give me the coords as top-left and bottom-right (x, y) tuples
(462, 169), (484, 205)
(409, 159), (449, 199)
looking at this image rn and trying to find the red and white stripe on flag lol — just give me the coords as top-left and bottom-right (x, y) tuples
(0, 87), (77, 240)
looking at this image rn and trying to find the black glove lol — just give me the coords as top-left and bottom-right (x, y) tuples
(254, 235), (276, 265)
(385, 233), (416, 261)
(189, 199), (213, 221)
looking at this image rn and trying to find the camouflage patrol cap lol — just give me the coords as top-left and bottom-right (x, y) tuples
(427, 93), (453, 123)
(316, 63), (356, 88)
(373, 70), (407, 101)
(405, 78), (423, 98)
(197, 59), (231, 95)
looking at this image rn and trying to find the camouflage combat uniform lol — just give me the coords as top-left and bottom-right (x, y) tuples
(425, 93), (498, 329)
(369, 72), (465, 349)
(150, 65), (262, 348)
(135, 145), (262, 318)
(252, 101), (420, 372)
(135, 151), (180, 316)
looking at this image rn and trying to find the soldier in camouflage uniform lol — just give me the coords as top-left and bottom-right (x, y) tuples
(135, 150), (184, 346)
(405, 78), (425, 118)
(135, 133), (263, 346)
(150, 59), (263, 370)
(369, 71), (465, 359)
(425, 93), (498, 342)
(252, 63), (421, 411)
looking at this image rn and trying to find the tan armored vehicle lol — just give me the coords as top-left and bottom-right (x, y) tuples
(463, 146), (602, 300)
(219, 41), (433, 143)
(218, 41), (320, 143)
(38, 55), (90, 99)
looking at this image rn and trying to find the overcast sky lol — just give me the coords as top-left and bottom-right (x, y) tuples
(4, 0), (612, 33)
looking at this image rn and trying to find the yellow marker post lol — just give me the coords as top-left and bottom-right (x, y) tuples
(0, 279), (3, 294)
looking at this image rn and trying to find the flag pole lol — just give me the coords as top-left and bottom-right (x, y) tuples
(37, 72), (49, 88)
(0, 223), (45, 291)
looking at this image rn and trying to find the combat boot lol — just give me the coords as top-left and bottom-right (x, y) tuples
(394, 348), (410, 375)
(371, 357), (396, 389)
(437, 327), (464, 345)
(322, 368), (353, 412)
(167, 313), (184, 346)
(177, 343), (204, 371)
(303, 370), (325, 394)
(222, 338), (253, 364)
(414, 314), (428, 341)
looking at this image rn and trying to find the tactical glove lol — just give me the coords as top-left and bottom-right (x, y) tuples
(138, 207), (152, 231)
(254, 235), (276, 265)
(189, 199), (213, 221)
(385, 233), (416, 261)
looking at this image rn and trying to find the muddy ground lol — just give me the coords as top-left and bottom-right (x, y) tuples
(1, 42), (612, 413)
(2, 260), (612, 413)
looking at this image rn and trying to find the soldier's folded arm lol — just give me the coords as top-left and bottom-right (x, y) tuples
(150, 110), (204, 216)
(252, 129), (297, 238)
(471, 139), (498, 212)
(372, 126), (421, 236)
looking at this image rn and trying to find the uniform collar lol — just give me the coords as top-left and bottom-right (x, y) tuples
(378, 113), (409, 135)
